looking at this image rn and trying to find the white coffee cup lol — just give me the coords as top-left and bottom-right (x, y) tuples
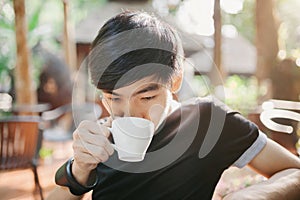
(108, 117), (155, 162)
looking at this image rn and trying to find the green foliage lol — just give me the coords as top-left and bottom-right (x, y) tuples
(71, 0), (107, 23)
(222, 0), (255, 43)
(0, 0), (49, 91)
(28, 2), (43, 32)
(276, 0), (300, 58)
(191, 75), (212, 97)
(222, 0), (300, 56)
(0, 0), (107, 92)
(224, 75), (259, 116)
(0, 2), (15, 92)
(191, 74), (259, 116)
(39, 147), (53, 159)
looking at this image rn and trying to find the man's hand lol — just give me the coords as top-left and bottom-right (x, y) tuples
(71, 119), (114, 185)
(224, 168), (300, 200)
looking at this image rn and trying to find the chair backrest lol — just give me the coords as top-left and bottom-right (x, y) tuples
(0, 116), (41, 170)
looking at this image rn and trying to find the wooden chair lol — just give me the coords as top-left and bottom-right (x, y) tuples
(0, 115), (44, 199)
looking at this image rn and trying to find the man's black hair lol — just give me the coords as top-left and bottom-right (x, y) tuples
(88, 11), (184, 91)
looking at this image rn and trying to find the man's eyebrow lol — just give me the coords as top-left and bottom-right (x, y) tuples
(133, 84), (160, 96)
(102, 83), (160, 97)
(102, 90), (121, 96)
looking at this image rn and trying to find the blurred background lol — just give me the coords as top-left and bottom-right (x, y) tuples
(0, 0), (299, 199)
(1, 0), (299, 114)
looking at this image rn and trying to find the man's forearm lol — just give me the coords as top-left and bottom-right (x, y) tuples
(46, 186), (83, 200)
(224, 168), (300, 200)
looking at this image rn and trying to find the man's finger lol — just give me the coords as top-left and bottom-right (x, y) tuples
(79, 120), (110, 137)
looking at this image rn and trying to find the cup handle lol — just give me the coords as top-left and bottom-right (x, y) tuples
(111, 143), (118, 151)
(107, 127), (118, 152)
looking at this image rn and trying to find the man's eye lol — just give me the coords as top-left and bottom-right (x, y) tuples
(142, 96), (156, 101)
(108, 97), (120, 102)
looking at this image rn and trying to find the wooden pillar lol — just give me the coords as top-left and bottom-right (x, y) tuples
(211, 0), (225, 87)
(13, 0), (37, 106)
(63, 0), (77, 72)
(255, 0), (279, 83)
(213, 0), (222, 74)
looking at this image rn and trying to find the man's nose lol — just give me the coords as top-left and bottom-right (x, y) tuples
(123, 101), (133, 117)
(122, 100), (139, 118)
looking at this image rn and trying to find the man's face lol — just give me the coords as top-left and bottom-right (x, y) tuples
(101, 76), (173, 129)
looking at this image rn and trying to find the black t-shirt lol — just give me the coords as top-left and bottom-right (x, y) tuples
(92, 97), (262, 200)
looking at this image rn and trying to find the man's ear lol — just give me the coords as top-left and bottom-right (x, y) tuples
(171, 70), (183, 93)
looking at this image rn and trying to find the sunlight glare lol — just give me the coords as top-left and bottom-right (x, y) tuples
(296, 58), (300, 67)
(221, 0), (244, 14)
(176, 0), (214, 36)
(3, 3), (14, 21)
(222, 25), (238, 38)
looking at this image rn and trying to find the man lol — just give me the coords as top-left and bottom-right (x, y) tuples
(47, 11), (300, 200)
